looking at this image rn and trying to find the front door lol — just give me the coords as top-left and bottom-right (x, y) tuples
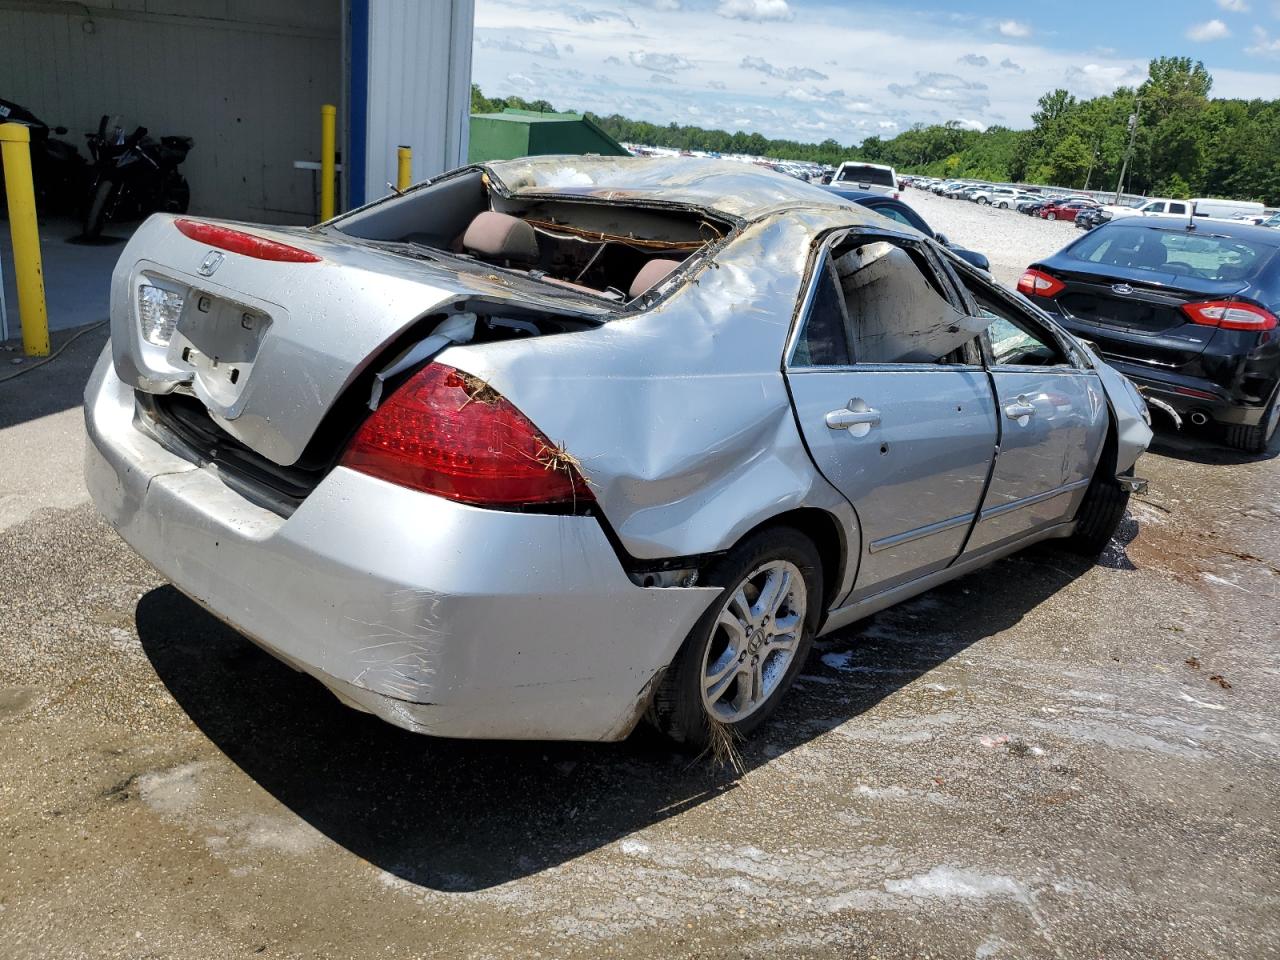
(952, 269), (1108, 554)
(785, 237), (998, 601)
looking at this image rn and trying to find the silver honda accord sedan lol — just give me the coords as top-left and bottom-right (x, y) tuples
(84, 155), (1152, 747)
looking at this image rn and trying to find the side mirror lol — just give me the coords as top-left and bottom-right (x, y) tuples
(934, 232), (949, 246)
(954, 248), (991, 272)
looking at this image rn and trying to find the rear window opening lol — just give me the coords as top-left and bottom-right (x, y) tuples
(330, 168), (733, 305)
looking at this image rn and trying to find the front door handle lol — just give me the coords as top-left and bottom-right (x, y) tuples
(1004, 396), (1037, 421)
(826, 399), (881, 437)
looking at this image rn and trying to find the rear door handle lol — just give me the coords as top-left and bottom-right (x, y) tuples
(826, 400), (881, 437)
(1004, 397), (1036, 420)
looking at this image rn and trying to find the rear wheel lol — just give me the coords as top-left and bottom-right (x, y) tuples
(1223, 394), (1279, 455)
(83, 180), (114, 238)
(648, 527), (822, 749)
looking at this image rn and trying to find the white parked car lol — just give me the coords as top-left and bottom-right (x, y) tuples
(831, 161), (899, 198)
(971, 186), (1020, 208)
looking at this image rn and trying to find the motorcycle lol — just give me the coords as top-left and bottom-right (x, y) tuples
(0, 97), (88, 215)
(82, 115), (192, 238)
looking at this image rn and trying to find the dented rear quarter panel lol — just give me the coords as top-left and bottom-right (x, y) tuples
(438, 212), (861, 588)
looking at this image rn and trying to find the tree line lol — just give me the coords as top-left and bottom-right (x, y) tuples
(472, 57), (1280, 205)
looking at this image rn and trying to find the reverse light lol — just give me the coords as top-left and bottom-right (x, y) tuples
(1180, 300), (1278, 332)
(340, 364), (594, 509)
(1017, 268), (1065, 298)
(174, 219), (321, 263)
(138, 284), (184, 345)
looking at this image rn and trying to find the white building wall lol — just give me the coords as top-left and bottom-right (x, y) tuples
(360, 0), (473, 205)
(0, 0), (341, 223)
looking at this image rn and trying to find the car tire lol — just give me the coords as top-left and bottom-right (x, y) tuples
(1046, 212), (1057, 221)
(83, 180), (114, 238)
(1223, 394), (1280, 455)
(647, 526), (822, 750)
(1065, 450), (1130, 557)
(977, 197), (989, 205)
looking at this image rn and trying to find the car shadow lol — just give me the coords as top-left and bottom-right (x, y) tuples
(134, 527), (1132, 893)
(1146, 422), (1278, 465)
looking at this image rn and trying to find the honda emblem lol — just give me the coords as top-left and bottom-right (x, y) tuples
(198, 251), (224, 277)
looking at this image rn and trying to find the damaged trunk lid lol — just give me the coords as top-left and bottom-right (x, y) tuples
(110, 214), (607, 467)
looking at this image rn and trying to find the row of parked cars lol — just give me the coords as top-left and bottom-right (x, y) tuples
(903, 176), (1278, 234)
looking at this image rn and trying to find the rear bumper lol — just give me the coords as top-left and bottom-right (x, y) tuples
(1047, 311), (1276, 427)
(84, 347), (717, 741)
(1089, 359), (1268, 426)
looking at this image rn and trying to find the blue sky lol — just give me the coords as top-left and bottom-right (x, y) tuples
(472, 0), (1280, 143)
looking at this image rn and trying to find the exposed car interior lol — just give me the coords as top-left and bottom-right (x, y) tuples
(793, 236), (989, 366)
(331, 168), (731, 304)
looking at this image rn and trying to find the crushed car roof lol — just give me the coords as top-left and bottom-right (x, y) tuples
(484, 155), (871, 223)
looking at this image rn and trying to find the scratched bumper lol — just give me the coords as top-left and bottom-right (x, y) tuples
(83, 347), (717, 741)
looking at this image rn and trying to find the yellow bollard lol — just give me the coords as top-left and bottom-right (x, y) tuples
(319, 104), (336, 222)
(396, 145), (412, 192)
(0, 123), (50, 356)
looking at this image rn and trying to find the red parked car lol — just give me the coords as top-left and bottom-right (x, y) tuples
(1039, 198), (1099, 222)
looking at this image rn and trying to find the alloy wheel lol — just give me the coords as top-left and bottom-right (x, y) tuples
(700, 560), (807, 723)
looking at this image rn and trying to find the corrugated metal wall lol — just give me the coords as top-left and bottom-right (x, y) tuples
(0, 0), (340, 224)
(361, 0), (472, 205)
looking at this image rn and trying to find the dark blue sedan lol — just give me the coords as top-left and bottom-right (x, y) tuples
(1019, 217), (1280, 453)
(821, 186), (991, 271)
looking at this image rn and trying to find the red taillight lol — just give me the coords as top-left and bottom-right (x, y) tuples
(1017, 268), (1065, 298)
(1180, 299), (1278, 332)
(340, 364), (594, 509)
(175, 219), (321, 263)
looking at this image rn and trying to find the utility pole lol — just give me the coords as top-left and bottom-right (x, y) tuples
(1114, 97), (1141, 205)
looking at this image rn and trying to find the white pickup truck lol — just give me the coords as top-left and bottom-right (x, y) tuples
(831, 161), (899, 198)
(1102, 196), (1264, 223)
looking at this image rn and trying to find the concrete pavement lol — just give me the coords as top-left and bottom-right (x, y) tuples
(1, 325), (1277, 958)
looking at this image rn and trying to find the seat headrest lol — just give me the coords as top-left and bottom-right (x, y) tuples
(629, 259), (682, 299)
(462, 211), (539, 263)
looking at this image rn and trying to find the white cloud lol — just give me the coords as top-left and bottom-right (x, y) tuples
(1000, 58), (1026, 73)
(1216, 0), (1249, 10)
(716, 0), (793, 22)
(564, 6), (636, 27)
(1187, 19), (1231, 41)
(1064, 62), (1147, 96)
(998, 19), (1031, 38)
(1246, 25), (1280, 56)
(628, 51), (694, 72)
(479, 35), (559, 58)
(783, 86), (846, 103)
(888, 72), (990, 112)
(957, 53), (989, 67)
(740, 55), (828, 81)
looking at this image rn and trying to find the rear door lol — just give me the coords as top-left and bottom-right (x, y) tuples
(951, 267), (1107, 554)
(785, 234), (998, 601)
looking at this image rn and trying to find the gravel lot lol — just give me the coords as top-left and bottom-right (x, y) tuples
(1, 212), (1278, 959)
(901, 188), (1083, 288)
